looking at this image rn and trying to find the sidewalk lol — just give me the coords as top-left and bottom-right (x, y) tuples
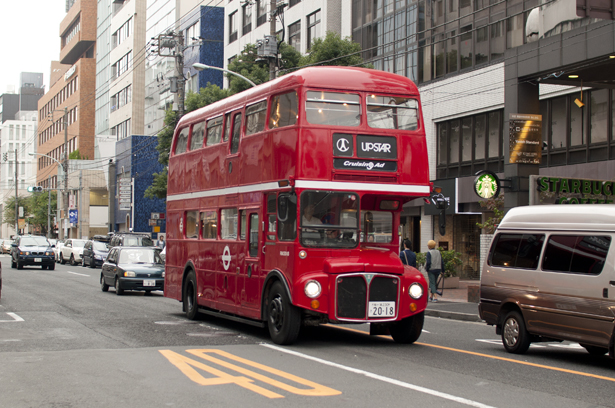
(424, 280), (484, 323)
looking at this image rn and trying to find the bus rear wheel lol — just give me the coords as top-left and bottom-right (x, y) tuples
(389, 312), (424, 344)
(266, 281), (300, 345)
(183, 271), (200, 320)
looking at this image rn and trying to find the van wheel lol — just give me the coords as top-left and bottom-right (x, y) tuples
(581, 344), (608, 356)
(502, 311), (531, 354)
(183, 271), (200, 320)
(267, 281), (301, 345)
(389, 312), (424, 344)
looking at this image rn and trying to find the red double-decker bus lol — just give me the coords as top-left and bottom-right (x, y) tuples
(164, 66), (431, 344)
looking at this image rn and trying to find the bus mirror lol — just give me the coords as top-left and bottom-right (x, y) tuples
(277, 193), (297, 223)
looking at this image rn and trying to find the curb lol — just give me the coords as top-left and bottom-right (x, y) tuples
(425, 309), (484, 323)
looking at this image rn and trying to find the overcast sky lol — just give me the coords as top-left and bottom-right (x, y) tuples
(0, 0), (67, 94)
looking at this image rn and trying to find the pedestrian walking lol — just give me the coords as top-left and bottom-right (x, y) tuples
(399, 239), (416, 267)
(157, 234), (165, 250)
(425, 240), (444, 302)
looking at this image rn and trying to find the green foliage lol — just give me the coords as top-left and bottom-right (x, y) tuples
(69, 149), (87, 160)
(185, 83), (231, 113)
(476, 195), (505, 234)
(26, 190), (57, 235)
(300, 32), (367, 68)
(2, 196), (27, 226)
(416, 248), (463, 278)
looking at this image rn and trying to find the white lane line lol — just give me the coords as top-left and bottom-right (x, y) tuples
(0, 313), (24, 322)
(68, 271), (90, 277)
(262, 344), (497, 408)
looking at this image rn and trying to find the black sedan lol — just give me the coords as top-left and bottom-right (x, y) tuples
(11, 235), (55, 270)
(100, 247), (164, 295)
(82, 240), (109, 268)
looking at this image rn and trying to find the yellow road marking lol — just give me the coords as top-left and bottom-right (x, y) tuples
(160, 349), (341, 398)
(325, 324), (615, 383)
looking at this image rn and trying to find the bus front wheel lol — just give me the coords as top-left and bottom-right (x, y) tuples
(183, 271), (200, 320)
(389, 312), (424, 344)
(266, 281), (301, 345)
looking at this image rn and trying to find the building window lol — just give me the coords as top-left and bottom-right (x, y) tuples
(112, 17), (133, 49)
(307, 10), (321, 50)
(289, 0), (301, 7)
(256, 0), (267, 27)
(186, 21), (200, 45)
(229, 11), (238, 43)
(288, 20), (301, 52)
(242, 4), (252, 36)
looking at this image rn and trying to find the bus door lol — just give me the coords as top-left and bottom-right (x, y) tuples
(224, 111), (242, 187)
(238, 209), (261, 317)
(216, 207), (240, 313)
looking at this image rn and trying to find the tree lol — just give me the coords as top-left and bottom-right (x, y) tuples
(476, 195), (505, 234)
(2, 196), (28, 229)
(69, 149), (88, 160)
(26, 190), (57, 236)
(300, 31), (367, 68)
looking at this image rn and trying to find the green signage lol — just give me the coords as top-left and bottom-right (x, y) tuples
(536, 177), (614, 204)
(474, 172), (500, 199)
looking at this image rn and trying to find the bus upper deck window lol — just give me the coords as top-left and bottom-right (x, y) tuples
(230, 113), (242, 154)
(246, 101), (267, 135)
(366, 95), (418, 130)
(305, 91), (360, 127)
(206, 116), (223, 146)
(174, 127), (189, 154)
(190, 122), (205, 150)
(269, 92), (298, 129)
(223, 113), (231, 142)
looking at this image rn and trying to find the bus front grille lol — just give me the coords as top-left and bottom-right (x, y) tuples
(336, 274), (399, 320)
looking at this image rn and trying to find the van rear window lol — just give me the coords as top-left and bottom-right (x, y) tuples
(490, 233), (544, 269)
(542, 235), (611, 275)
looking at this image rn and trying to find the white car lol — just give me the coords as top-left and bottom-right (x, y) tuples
(54, 240), (65, 262)
(59, 239), (87, 265)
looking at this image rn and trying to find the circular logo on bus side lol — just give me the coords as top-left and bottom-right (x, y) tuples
(222, 246), (231, 271)
(474, 171), (500, 199)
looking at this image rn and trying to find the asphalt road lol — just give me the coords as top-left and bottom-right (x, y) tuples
(1, 255), (614, 408)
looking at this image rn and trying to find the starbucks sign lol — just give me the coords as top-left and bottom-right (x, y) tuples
(474, 171), (501, 199)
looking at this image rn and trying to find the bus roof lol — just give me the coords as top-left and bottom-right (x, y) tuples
(498, 204), (615, 232)
(179, 66), (420, 127)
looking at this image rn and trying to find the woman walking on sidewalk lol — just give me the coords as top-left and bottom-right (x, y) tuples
(425, 240), (444, 302)
(399, 239), (416, 267)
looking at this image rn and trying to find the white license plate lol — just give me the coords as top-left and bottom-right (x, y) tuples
(34, 258), (42, 263)
(368, 302), (395, 317)
(143, 279), (156, 287)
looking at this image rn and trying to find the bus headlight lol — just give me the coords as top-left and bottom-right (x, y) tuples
(409, 283), (423, 299)
(304, 280), (321, 298)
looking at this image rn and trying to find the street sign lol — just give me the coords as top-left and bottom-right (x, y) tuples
(69, 209), (78, 224)
(119, 192), (131, 198)
(119, 204), (131, 211)
(119, 197), (131, 203)
(119, 178), (131, 186)
(119, 186), (131, 192)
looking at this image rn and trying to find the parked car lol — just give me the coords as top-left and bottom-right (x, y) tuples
(100, 246), (164, 295)
(2, 239), (12, 254)
(10, 235), (55, 270)
(82, 240), (110, 268)
(54, 239), (65, 262)
(108, 232), (154, 248)
(59, 239), (87, 265)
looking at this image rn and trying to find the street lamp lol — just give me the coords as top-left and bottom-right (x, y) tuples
(29, 152), (66, 239)
(192, 63), (257, 87)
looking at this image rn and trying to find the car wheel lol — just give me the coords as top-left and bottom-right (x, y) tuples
(502, 311), (531, 354)
(17, 260), (23, 270)
(48, 263), (55, 271)
(100, 274), (109, 292)
(60, 254), (66, 264)
(82, 258), (86, 267)
(89, 259), (96, 269)
(115, 277), (124, 295)
(580, 344), (608, 356)
(266, 281), (301, 345)
(389, 312), (424, 344)
(70, 255), (76, 266)
(183, 271), (200, 320)
(11, 258), (16, 268)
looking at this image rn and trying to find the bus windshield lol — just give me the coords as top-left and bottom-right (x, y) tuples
(300, 191), (359, 248)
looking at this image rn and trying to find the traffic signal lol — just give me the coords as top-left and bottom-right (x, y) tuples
(27, 186), (43, 193)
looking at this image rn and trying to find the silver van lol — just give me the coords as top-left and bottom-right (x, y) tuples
(479, 204), (614, 357)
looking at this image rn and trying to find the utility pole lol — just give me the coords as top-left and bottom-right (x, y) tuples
(14, 148), (18, 236)
(78, 170), (82, 239)
(156, 32), (186, 118)
(269, 0), (277, 81)
(47, 176), (51, 239)
(63, 107), (69, 240)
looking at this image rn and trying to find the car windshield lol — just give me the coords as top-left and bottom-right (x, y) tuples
(93, 241), (109, 251)
(72, 240), (87, 248)
(118, 248), (162, 264)
(21, 237), (50, 246)
(123, 236), (154, 246)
